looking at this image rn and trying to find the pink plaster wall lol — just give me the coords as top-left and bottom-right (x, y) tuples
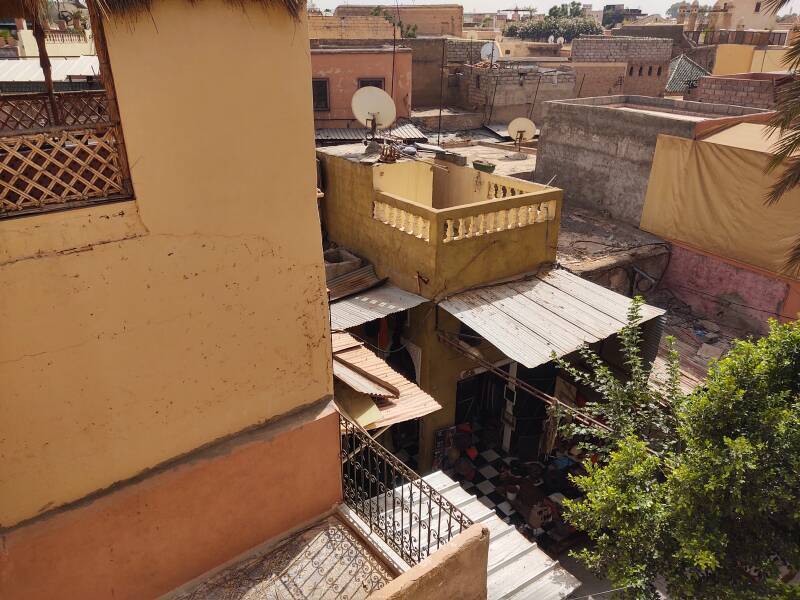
(0, 406), (342, 600)
(311, 49), (412, 128)
(662, 242), (794, 335)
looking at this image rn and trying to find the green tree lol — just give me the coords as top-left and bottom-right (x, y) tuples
(558, 316), (800, 599)
(665, 1), (683, 17)
(509, 15), (601, 41)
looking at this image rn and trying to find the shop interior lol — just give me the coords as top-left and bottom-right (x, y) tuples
(434, 359), (592, 556)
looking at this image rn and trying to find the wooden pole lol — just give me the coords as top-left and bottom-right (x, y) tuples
(32, 18), (59, 124)
(85, 0), (134, 197)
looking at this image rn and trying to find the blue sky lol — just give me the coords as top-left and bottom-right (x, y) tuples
(314, 0), (799, 18)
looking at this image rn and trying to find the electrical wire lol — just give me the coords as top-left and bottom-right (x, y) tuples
(567, 585), (636, 599)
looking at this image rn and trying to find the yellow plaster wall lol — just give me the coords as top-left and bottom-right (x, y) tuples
(320, 152), (560, 300)
(0, 2), (331, 528)
(374, 161), (434, 207)
(712, 44), (756, 75)
(751, 47), (789, 73)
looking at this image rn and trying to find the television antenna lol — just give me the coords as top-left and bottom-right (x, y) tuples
(507, 116), (536, 155)
(480, 41), (502, 65)
(351, 86), (397, 140)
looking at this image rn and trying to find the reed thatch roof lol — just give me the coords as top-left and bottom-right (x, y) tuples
(0, 0), (302, 21)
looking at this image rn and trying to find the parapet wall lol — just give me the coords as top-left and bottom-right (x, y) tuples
(308, 15), (398, 40)
(686, 74), (779, 109)
(571, 35), (673, 64)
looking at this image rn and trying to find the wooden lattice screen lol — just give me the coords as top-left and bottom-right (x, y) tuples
(0, 91), (130, 218)
(0, 126), (126, 216)
(0, 91), (109, 133)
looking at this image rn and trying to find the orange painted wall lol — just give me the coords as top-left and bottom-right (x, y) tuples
(0, 405), (342, 600)
(311, 48), (411, 128)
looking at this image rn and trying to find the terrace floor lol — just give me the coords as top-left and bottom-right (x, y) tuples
(167, 515), (394, 600)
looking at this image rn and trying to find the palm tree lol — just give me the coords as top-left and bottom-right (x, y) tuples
(765, 0), (800, 277)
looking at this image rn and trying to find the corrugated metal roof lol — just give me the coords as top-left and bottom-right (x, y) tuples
(327, 264), (383, 302)
(0, 56), (99, 82)
(333, 332), (441, 430)
(439, 268), (665, 369)
(330, 283), (427, 330)
(315, 121), (427, 144)
(666, 54), (709, 94)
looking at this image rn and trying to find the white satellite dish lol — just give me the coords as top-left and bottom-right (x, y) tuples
(508, 117), (536, 153)
(548, 35), (555, 43)
(480, 41), (502, 64)
(556, 36), (565, 44)
(352, 86), (397, 137)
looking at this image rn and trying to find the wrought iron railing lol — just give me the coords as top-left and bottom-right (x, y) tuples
(339, 414), (473, 567)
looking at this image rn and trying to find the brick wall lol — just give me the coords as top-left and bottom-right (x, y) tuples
(686, 75), (777, 109)
(308, 15), (397, 40)
(571, 35), (673, 63)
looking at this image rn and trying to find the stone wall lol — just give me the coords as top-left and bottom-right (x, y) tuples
(686, 75), (778, 109)
(333, 4), (463, 36)
(308, 15), (397, 40)
(451, 64), (576, 122)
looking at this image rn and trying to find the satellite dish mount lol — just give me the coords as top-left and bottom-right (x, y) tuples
(507, 117), (536, 156)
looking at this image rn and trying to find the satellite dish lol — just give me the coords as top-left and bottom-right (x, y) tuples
(548, 35), (555, 43)
(556, 36), (565, 44)
(508, 117), (536, 152)
(480, 41), (502, 64)
(352, 86), (397, 137)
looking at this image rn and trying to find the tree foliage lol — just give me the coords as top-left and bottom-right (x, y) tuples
(548, 1), (585, 17)
(558, 314), (800, 599)
(763, 0), (800, 277)
(503, 16), (601, 41)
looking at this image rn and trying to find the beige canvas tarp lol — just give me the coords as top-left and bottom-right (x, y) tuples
(640, 127), (800, 278)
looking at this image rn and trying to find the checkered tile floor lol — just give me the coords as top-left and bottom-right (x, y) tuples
(444, 435), (526, 527)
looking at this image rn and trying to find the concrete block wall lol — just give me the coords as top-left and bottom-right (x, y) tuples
(534, 97), (707, 225)
(453, 65), (576, 122)
(686, 76), (777, 109)
(446, 39), (487, 64)
(571, 35), (673, 63)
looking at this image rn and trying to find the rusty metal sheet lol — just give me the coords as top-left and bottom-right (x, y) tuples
(332, 332), (441, 430)
(327, 264), (383, 302)
(330, 284), (427, 331)
(315, 121), (427, 144)
(438, 268), (665, 369)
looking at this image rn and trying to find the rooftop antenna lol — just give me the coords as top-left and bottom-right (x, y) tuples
(480, 41), (502, 65)
(507, 116), (535, 158)
(352, 85), (397, 142)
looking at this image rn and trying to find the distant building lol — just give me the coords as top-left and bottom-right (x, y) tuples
(602, 4), (646, 27)
(310, 45), (412, 128)
(685, 71), (794, 108)
(334, 4), (463, 36)
(571, 35), (674, 97)
(307, 14), (398, 39)
(677, 0), (778, 32)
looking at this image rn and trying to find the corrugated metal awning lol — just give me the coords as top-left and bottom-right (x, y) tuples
(330, 283), (427, 330)
(315, 121), (427, 144)
(439, 269), (665, 369)
(333, 332), (441, 430)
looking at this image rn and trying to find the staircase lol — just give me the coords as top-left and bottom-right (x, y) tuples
(346, 469), (580, 600)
